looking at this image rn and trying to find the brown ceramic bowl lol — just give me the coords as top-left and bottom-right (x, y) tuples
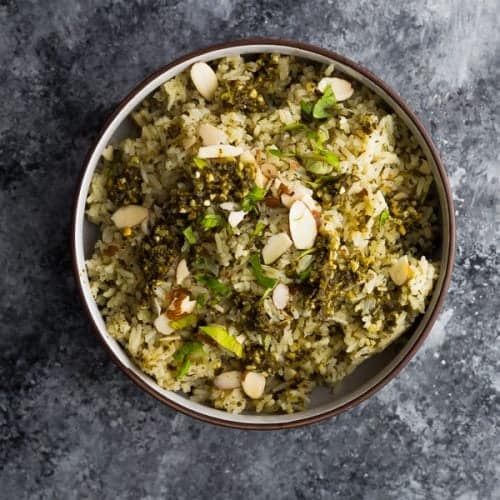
(72, 39), (455, 429)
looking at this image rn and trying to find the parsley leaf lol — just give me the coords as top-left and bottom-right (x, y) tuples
(249, 253), (277, 289)
(313, 85), (336, 119)
(267, 147), (296, 159)
(173, 341), (203, 363)
(195, 274), (232, 297)
(176, 359), (191, 380)
(380, 209), (390, 227)
(241, 185), (267, 212)
(253, 221), (266, 236)
(201, 213), (224, 231)
(169, 314), (198, 330)
(183, 226), (197, 245)
(193, 157), (207, 169)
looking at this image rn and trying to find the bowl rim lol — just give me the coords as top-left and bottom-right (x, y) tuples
(71, 38), (455, 430)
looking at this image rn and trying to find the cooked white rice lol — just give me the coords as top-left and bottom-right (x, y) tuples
(86, 54), (440, 414)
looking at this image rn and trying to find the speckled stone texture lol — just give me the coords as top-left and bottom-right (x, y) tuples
(0, 1), (498, 498)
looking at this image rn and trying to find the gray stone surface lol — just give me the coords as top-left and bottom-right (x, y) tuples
(0, 0), (499, 498)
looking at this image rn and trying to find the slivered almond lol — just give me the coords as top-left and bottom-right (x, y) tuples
(255, 167), (267, 188)
(214, 371), (242, 390)
(190, 62), (218, 100)
(179, 295), (196, 315)
(197, 144), (243, 159)
(241, 372), (266, 399)
(260, 162), (279, 178)
(289, 200), (317, 250)
(228, 210), (246, 228)
(154, 314), (174, 335)
(198, 123), (227, 146)
(389, 256), (410, 286)
(317, 77), (354, 101)
(262, 232), (293, 264)
(102, 145), (114, 161)
(166, 289), (190, 319)
(111, 205), (148, 229)
(176, 259), (190, 285)
(272, 283), (289, 310)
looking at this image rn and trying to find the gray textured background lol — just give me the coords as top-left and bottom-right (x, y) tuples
(1, 1), (499, 499)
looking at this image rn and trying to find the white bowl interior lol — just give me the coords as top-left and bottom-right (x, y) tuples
(74, 44), (452, 426)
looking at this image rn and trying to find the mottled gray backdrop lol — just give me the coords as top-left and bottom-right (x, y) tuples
(0, 1), (499, 499)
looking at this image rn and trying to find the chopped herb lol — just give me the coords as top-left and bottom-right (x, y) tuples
(253, 221), (266, 236)
(193, 157), (207, 169)
(201, 212), (224, 231)
(183, 226), (197, 245)
(380, 209), (390, 227)
(173, 340), (204, 378)
(170, 314), (198, 330)
(298, 267), (312, 282)
(304, 160), (334, 176)
(249, 253), (277, 289)
(297, 248), (316, 259)
(195, 274), (232, 296)
(283, 122), (311, 132)
(300, 100), (314, 120)
(199, 325), (243, 357)
(241, 185), (267, 212)
(173, 340), (204, 362)
(176, 359), (191, 380)
(267, 147), (296, 158)
(196, 293), (207, 307)
(313, 85), (336, 119)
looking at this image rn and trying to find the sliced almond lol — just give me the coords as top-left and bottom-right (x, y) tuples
(198, 123), (228, 146)
(154, 314), (174, 335)
(317, 77), (354, 101)
(197, 144), (243, 159)
(272, 283), (290, 310)
(289, 200), (317, 250)
(179, 295), (196, 315)
(228, 210), (246, 228)
(241, 371), (266, 399)
(220, 201), (239, 211)
(262, 232), (293, 264)
(190, 62), (218, 100)
(102, 145), (114, 161)
(389, 256), (410, 286)
(111, 205), (148, 229)
(176, 259), (190, 285)
(166, 289), (190, 319)
(254, 167), (267, 189)
(214, 371), (242, 390)
(260, 162), (279, 178)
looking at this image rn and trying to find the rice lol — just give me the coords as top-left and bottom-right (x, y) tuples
(86, 54), (440, 414)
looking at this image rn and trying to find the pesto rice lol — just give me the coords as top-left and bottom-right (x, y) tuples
(86, 54), (440, 414)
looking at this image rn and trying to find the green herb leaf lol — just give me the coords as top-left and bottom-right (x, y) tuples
(318, 149), (339, 167)
(297, 248), (316, 259)
(300, 100), (314, 119)
(379, 209), (390, 227)
(249, 253), (277, 289)
(195, 274), (232, 297)
(183, 226), (197, 245)
(170, 314), (198, 330)
(176, 359), (191, 379)
(173, 341), (204, 363)
(201, 213), (224, 231)
(267, 147), (296, 159)
(298, 267), (312, 282)
(193, 157), (207, 169)
(312, 85), (336, 119)
(304, 160), (334, 176)
(241, 185), (267, 212)
(199, 325), (243, 357)
(253, 221), (266, 236)
(196, 293), (207, 307)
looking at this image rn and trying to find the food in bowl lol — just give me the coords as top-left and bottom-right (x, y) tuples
(86, 54), (440, 414)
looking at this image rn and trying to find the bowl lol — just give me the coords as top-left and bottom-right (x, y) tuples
(72, 39), (455, 429)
